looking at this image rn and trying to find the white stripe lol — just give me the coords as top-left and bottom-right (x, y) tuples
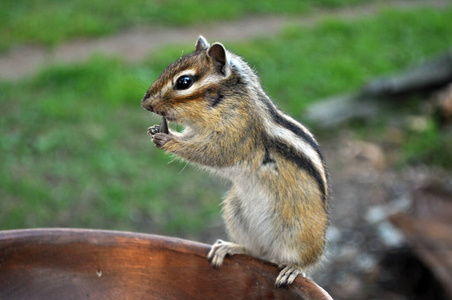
(264, 117), (327, 186)
(152, 69), (198, 98)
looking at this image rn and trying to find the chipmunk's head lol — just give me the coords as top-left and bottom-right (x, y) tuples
(142, 36), (258, 130)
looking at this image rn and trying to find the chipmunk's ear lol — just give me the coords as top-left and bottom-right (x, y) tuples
(195, 36), (210, 51)
(207, 43), (230, 76)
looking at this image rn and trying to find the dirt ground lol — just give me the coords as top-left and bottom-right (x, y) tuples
(312, 132), (451, 299)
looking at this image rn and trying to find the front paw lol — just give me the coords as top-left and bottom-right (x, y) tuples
(275, 264), (306, 288)
(207, 240), (247, 268)
(152, 133), (173, 150)
(147, 124), (160, 136)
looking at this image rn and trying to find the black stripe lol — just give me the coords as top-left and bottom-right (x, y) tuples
(262, 146), (275, 165)
(269, 138), (327, 204)
(258, 94), (325, 163)
(211, 92), (224, 107)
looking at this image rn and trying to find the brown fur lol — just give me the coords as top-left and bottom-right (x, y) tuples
(142, 36), (329, 287)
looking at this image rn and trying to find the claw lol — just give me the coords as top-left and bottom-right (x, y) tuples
(147, 124), (160, 136)
(207, 240), (247, 268)
(275, 265), (305, 288)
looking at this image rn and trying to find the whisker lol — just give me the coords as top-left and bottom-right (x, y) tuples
(133, 78), (150, 90)
(171, 106), (188, 127)
(178, 161), (189, 175)
(168, 156), (178, 165)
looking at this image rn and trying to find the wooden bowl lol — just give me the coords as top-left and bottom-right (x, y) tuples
(0, 228), (332, 299)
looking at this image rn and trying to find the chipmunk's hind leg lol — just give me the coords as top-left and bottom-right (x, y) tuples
(275, 264), (306, 288)
(207, 239), (247, 267)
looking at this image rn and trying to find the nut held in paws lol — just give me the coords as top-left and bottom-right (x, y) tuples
(160, 117), (169, 134)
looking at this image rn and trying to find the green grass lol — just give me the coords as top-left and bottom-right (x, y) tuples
(0, 0), (369, 53)
(231, 7), (452, 114)
(401, 120), (452, 169)
(0, 59), (225, 235)
(1, 6), (452, 237)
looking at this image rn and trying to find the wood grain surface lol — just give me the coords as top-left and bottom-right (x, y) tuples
(0, 228), (332, 300)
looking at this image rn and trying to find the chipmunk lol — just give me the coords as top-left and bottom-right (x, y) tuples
(142, 36), (330, 287)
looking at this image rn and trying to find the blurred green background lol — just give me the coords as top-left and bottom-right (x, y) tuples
(1, 0), (452, 238)
(3, 1), (452, 298)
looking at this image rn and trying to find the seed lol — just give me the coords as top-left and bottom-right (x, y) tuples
(160, 116), (169, 134)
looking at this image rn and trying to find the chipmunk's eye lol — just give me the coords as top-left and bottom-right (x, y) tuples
(175, 75), (193, 90)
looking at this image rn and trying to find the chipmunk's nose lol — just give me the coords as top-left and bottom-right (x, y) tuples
(142, 102), (154, 112)
(142, 91), (154, 112)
